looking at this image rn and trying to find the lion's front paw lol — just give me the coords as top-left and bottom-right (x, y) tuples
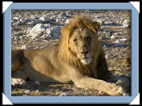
(116, 86), (125, 96)
(107, 84), (125, 96)
(11, 78), (26, 88)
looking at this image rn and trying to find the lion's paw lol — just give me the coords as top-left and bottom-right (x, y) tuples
(107, 84), (125, 96)
(116, 86), (125, 96)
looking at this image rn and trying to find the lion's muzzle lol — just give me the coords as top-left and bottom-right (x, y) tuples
(81, 57), (92, 65)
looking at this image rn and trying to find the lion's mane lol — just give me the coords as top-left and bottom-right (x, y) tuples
(58, 15), (110, 78)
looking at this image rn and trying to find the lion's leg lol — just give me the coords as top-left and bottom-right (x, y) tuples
(12, 69), (27, 87)
(96, 50), (130, 91)
(106, 73), (130, 91)
(73, 77), (125, 96)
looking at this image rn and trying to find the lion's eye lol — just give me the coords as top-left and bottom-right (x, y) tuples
(87, 37), (91, 41)
(74, 39), (78, 42)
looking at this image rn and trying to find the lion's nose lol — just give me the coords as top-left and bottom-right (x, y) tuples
(80, 51), (89, 55)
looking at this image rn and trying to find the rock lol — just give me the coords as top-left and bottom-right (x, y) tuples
(103, 31), (106, 34)
(59, 11), (66, 16)
(66, 10), (73, 16)
(25, 90), (30, 94)
(28, 19), (42, 25)
(65, 19), (72, 24)
(21, 45), (27, 49)
(98, 37), (103, 40)
(123, 19), (130, 28)
(11, 78), (26, 87)
(56, 18), (59, 23)
(123, 93), (130, 96)
(53, 32), (60, 39)
(97, 15), (105, 18)
(13, 21), (22, 25)
(106, 32), (111, 36)
(113, 40), (123, 46)
(52, 26), (62, 39)
(13, 17), (19, 21)
(39, 16), (52, 22)
(105, 55), (109, 59)
(30, 23), (46, 39)
(103, 21), (113, 25)
(44, 24), (52, 28)
(59, 92), (67, 96)
(120, 38), (128, 42)
(41, 35), (50, 39)
(46, 28), (52, 36)
(111, 35), (116, 40)
(118, 32), (122, 36)
(34, 81), (40, 85)
(17, 32), (24, 36)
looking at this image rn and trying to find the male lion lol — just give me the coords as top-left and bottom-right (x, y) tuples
(12, 15), (130, 96)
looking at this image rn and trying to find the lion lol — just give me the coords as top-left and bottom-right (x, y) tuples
(12, 15), (130, 96)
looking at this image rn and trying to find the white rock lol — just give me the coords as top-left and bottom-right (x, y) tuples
(98, 37), (103, 40)
(59, 92), (67, 96)
(13, 17), (19, 21)
(103, 31), (106, 33)
(34, 46), (40, 49)
(39, 16), (52, 22)
(105, 55), (109, 59)
(123, 93), (130, 96)
(65, 19), (72, 24)
(21, 45), (27, 49)
(104, 21), (113, 25)
(111, 35), (116, 39)
(66, 11), (73, 16)
(46, 28), (52, 35)
(44, 24), (52, 28)
(56, 19), (59, 23)
(120, 38), (128, 42)
(123, 19), (130, 28)
(114, 33), (117, 36)
(118, 32), (122, 36)
(30, 23), (46, 39)
(103, 45), (106, 47)
(25, 90), (30, 94)
(114, 40), (123, 46)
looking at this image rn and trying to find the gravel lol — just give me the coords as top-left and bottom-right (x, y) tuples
(11, 10), (131, 96)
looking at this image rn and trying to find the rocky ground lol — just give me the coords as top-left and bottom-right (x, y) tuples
(11, 10), (131, 96)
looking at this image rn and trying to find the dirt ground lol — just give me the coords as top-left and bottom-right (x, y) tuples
(11, 10), (131, 96)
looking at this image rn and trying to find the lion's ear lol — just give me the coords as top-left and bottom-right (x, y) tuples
(91, 21), (101, 33)
(61, 26), (70, 38)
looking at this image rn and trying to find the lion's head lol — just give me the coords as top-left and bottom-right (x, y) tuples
(59, 15), (101, 65)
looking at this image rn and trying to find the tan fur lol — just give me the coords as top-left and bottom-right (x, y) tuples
(12, 15), (130, 95)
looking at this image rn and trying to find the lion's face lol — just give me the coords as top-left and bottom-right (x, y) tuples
(60, 15), (100, 65)
(69, 27), (98, 65)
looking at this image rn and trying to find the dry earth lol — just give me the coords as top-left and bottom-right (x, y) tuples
(11, 10), (131, 96)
